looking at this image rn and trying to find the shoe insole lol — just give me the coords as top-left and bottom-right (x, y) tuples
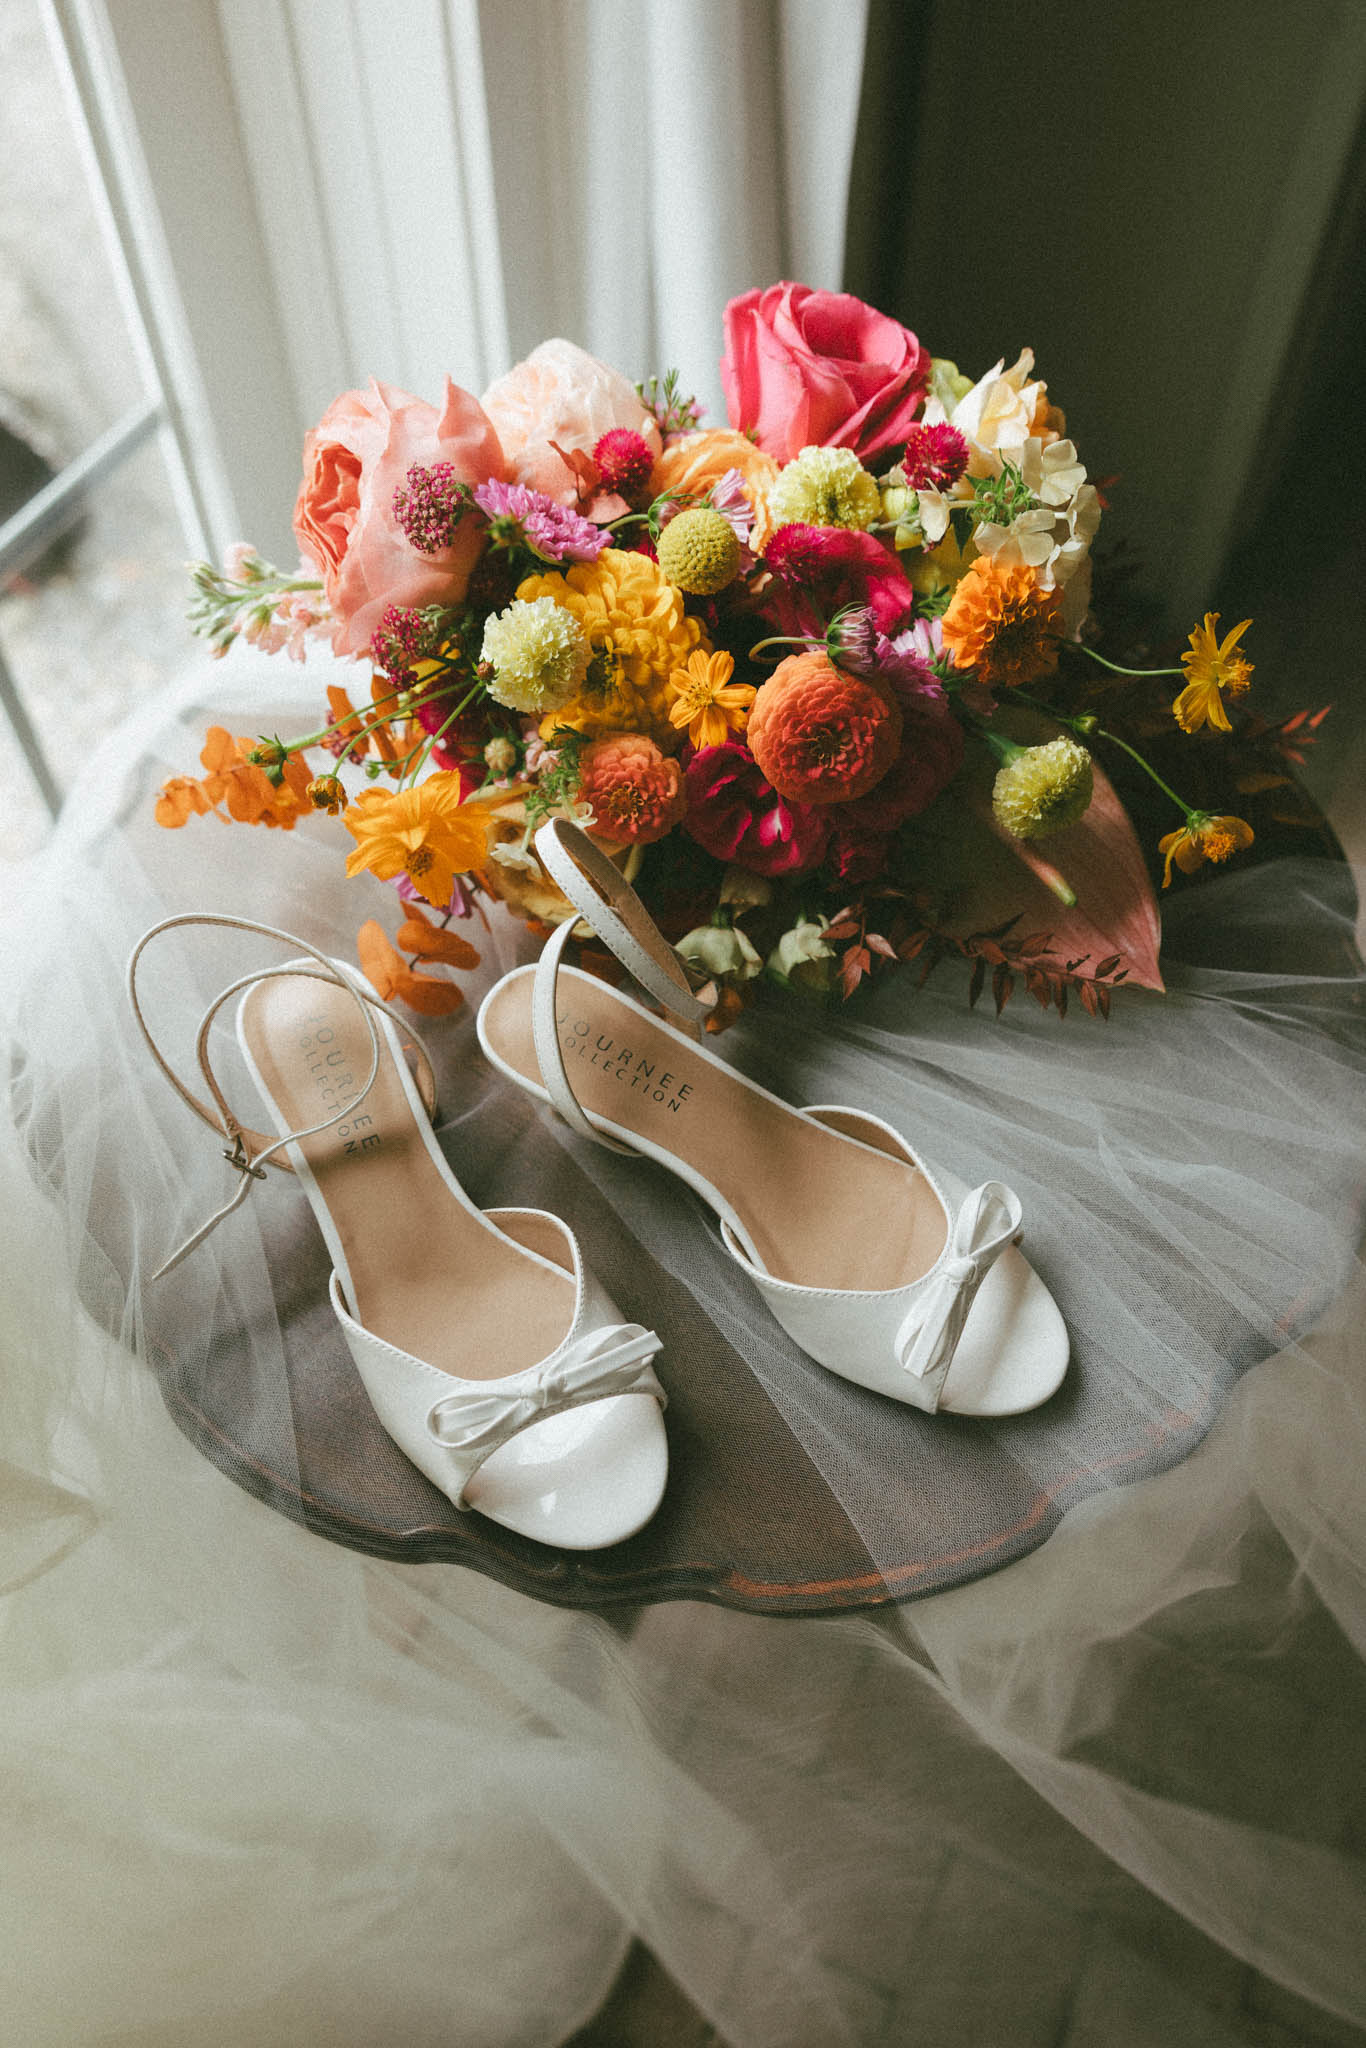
(239, 971), (575, 1377)
(481, 968), (949, 1293)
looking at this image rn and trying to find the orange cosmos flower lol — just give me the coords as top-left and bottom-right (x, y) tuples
(355, 919), (467, 1017)
(1157, 812), (1254, 888)
(667, 649), (757, 750)
(941, 556), (1064, 689)
(1172, 613), (1253, 734)
(343, 773), (490, 907)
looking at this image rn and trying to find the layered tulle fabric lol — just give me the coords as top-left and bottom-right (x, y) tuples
(2, 645), (1364, 2046)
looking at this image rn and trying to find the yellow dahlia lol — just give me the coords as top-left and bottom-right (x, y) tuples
(1172, 613), (1253, 734)
(343, 773), (490, 908)
(517, 547), (708, 744)
(992, 737), (1094, 840)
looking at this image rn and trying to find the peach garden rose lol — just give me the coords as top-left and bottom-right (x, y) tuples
(293, 377), (506, 655)
(481, 339), (662, 508)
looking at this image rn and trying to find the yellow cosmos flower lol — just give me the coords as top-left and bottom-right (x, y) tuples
(516, 548), (708, 744)
(1172, 613), (1253, 733)
(343, 774), (490, 908)
(667, 649), (757, 750)
(1157, 812), (1254, 888)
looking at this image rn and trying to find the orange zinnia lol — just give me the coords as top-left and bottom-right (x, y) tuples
(343, 773), (490, 908)
(941, 557), (1063, 689)
(1157, 812), (1254, 888)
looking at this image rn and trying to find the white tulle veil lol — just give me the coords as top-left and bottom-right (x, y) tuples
(2, 644), (1364, 2046)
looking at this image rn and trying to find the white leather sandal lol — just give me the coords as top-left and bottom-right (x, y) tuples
(476, 823), (1068, 1417)
(127, 913), (669, 1548)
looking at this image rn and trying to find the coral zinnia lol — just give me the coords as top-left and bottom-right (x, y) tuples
(941, 556), (1064, 690)
(1172, 613), (1253, 733)
(667, 649), (756, 750)
(1157, 812), (1254, 888)
(577, 733), (686, 844)
(746, 651), (901, 806)
(343, 774), (490, 907)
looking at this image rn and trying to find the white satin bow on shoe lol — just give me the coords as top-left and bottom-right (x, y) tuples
(128, 913), (669, 1547)
(477, 823), (1068, 1418)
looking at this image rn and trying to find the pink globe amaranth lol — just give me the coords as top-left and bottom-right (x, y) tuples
(833, 689), (965, 832)
(293, 378), (506, 656)
(683, 744), (831, 878)
(722, 283), (930, 466)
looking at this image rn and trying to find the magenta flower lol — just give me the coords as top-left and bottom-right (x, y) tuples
(899, 422), (969, 492)
(683, 744), (830, 877)
(762, 523), (915, 638)
(471, 479), (607, 561)
(833, 689), (964, 831)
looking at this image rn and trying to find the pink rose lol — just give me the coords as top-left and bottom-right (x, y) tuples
(722, 283), (930, 465)
(480, 339), (661, 508)
(293, 378), (505, 655)
(683, 744), (830, 878)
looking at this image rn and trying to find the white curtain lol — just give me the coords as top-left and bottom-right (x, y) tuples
(202, 0), (866, 550)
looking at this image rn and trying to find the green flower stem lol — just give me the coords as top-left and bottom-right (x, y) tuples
(1010, 689), (1197, 821)
(1090, 727), (1198, 820)
(1078, 646), (1182, 680)
(975, 727), (1028, 769)
(279, 680), (422, 755)
(747, 633), (822, 663)
(398, 680), (487, 789)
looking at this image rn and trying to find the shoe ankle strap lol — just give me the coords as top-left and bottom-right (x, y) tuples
(528, 821), (717, 1154)
(533, 819), (718, 1029)
(127, 912), (438, 1276)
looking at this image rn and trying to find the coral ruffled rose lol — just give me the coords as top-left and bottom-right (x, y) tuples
(481, 339), (662, 508)
(293, 378), (506, 656)
(746, 651), (902, 807)
(683, 744), (830, 878)
(722, 283), (930, 466)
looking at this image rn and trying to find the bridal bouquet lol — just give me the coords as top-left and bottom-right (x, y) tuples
(159, 283), (1284, 1022)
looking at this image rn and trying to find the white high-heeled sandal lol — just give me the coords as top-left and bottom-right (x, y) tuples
(477, 822), (1069, 1418)
(128, 913), (669, 1548)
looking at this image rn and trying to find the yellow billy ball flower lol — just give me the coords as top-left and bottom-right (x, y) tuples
(992, 736), (1094, 840)
(656, 506), (742, 594)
